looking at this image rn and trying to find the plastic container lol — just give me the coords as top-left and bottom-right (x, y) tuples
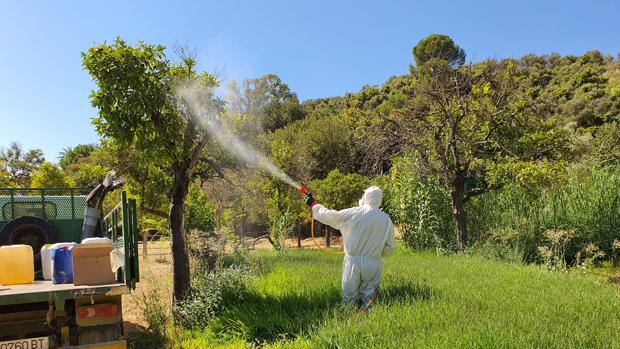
(0, 245), (35, 285)
(53, 246), (74, 284)
(41, 243), (76, 281)
(81, 237), (113, 246)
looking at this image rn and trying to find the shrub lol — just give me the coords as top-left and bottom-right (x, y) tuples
(225, 241), (252, 268)
(187, 229), (226, 272)
(135, 279), (169, 335)
(576, 243), (607, 269)
(386, 155), (454, 250)
(269, 207), (298, 253)
(537, 229), (575, 270)
(311, 169), (370, 210)
(613, 240), (620, 266)
(185, 183), (216, 232)
(175, 266), (254, 329)
(467, 227), (523, 263)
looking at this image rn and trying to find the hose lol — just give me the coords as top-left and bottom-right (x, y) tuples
(310, 217), (344, 255)
(299, 187), (344, 255)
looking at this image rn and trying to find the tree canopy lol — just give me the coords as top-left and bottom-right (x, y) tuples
(58, 144), (97, 170)
(0, 142), (45, 187)
(83, 39), (222, 303)
(412, 34), (466, 67)
(31, 162), (73, 188)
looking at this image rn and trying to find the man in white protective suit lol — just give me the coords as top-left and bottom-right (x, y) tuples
(304, 186), (396, 307)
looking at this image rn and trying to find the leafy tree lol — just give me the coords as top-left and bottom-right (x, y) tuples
(91, 141), (171, 216)
(58, 144), (97, 169)
(301, 96), (345, 120)
(310, 169), (370, 210)
(268, 113), (359, 181)
(608, 55), (620, 97)
(594, 121), (620, 166)
(0, 142), (45, 187)
(185, 183), (216, 232)
(353, 76), (418, 175)
(227, 74), (304, 132)
(520, 51), (619, 130)
(31, 162), (74, 188)
(551, 52), (616, 129)
(0, 168), (12, 187)
(374, 41), (571, 251)
(66, 162), (109, 188)
(83, 39), (222, 303)
(412, 34), (466, 67)
(344, 85), (382, 111)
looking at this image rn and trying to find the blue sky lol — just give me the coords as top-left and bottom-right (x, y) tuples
(0, 0), (618, 162)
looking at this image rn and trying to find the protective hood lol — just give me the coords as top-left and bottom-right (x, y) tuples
(359, 186), (383, 208)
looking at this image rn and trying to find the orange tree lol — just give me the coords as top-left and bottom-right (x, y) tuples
(83, 39), (221, 303)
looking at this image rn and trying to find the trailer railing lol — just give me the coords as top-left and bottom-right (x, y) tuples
(0, 188), (90, 222)
(101, 191), (140, 290)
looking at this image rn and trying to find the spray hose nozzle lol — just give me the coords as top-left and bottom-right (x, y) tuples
(299, 186), (309, 195)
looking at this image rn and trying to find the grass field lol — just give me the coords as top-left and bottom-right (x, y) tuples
(131, 248), (620, 348)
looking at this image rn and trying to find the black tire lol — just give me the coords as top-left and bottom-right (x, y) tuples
(0, 216), (57, 271)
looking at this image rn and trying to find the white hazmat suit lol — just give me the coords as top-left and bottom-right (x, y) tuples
(311, 186), (396, 304)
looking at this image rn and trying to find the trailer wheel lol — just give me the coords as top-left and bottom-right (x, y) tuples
(0, 216), (57, 270)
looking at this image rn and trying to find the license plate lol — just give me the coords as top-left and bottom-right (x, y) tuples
(0, 337), (48, 349)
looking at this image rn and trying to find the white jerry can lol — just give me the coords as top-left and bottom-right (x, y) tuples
(41, 242), (76, 280)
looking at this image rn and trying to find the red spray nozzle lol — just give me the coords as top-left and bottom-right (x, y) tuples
(299, 186), (309, 195)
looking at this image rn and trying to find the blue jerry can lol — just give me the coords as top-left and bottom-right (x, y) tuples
(53, 247), (74, 284)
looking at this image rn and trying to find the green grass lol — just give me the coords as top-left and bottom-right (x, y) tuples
(132, 248), (620, 348)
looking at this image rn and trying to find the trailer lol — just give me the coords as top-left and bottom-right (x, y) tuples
(0, 188), (139, 349)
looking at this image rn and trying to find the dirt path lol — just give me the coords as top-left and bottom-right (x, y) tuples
(123, 243), (173, 331)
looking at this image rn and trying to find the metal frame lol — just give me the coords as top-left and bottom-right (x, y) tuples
(101, 192), (139, 290)
(0, 284), (128, 310)
(0, 188), (91, 243)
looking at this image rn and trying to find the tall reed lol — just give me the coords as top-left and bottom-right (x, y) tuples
(468, 167), (620, 263)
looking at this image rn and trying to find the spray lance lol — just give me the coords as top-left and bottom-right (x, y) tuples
(298, 186), (316, 206)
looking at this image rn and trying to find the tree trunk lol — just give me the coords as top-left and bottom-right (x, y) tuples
(451, 175), (468, 252)
(240, 213), (246, 238)
(325, 226), (331, 248)
(170, 168), (191, 304)
(453, 204), (467, 252)
(142, 232), (148, 259)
